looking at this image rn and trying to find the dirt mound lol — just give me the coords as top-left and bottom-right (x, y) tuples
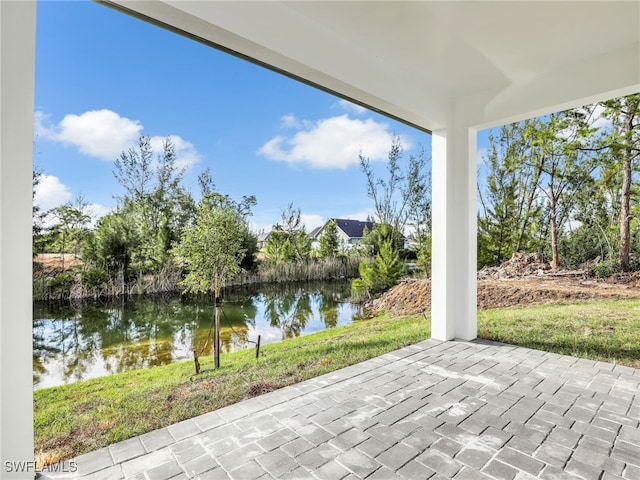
(34, 254), (83, 275)
(477, 252), (551, 280)
(374, 276), (640, 316)
(475, 278), (640, 309)
(373, 278), (432, 316)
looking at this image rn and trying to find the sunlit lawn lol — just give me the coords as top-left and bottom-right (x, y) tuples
(478, 299), (640, 368)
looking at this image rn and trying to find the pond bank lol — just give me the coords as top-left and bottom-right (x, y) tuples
(33, 255), (363, 302)
(33, 281), (364, 389)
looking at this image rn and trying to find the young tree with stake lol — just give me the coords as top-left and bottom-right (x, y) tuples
(173, 194), (249, 370)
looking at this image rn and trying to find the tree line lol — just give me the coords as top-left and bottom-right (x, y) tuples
(33, 137), (362, 300)
(478, 93), (639, 275)
(33, 93), (637, 301)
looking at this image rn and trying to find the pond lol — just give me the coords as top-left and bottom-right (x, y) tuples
(33, 281), (364, 390)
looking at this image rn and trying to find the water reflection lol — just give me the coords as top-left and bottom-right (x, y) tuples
(33, 282), (362, 389)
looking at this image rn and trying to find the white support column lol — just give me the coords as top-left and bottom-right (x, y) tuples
(1, 1), (36, 478)
(431, 122), (477, 341)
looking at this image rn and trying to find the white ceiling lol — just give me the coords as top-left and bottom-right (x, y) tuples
(107, 1), (640, 131)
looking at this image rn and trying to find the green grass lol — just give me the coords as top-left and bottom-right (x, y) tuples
(34, 312), (430, 465)
(478, 299), (640, 368)
(34, 299), (640, 466)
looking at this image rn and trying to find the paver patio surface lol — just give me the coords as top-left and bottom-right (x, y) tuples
(40, 339), (640, 479)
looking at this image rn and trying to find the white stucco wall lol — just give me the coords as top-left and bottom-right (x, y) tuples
(1, 2), (36, 477)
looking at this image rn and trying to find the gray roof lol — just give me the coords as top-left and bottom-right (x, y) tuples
(310, 218), (375, 240)
(334, 219), (374, 239)
(308, 226), (322, 239)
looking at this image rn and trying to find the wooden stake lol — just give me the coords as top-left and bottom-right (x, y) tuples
(255, 335), (261, 359)
(193, 349), (200, 374)
(214, 296), (221, 369)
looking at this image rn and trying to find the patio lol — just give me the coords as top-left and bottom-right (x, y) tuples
(41, 339), (639, 480)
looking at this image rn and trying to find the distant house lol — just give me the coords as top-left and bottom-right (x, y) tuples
(256, 231), (270, 249)
(308, 226), (323, 241)
(310, 218), (374, 250)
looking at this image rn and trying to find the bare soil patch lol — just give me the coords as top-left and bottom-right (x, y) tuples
(34, 254), (82, 275)
(374, 275), (640, 316)
(375, 255), (640, 316)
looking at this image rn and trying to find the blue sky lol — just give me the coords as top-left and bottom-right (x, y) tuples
(33, 1), (489, 233)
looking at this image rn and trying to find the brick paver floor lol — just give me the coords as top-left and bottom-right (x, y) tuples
(40, 339), (640, 479)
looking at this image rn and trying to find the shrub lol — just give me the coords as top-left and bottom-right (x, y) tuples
(82, 268), (108, 292)
(48, 273), (74, 299)
(351, 240), (405, 300)
(593, 259), (621, 279)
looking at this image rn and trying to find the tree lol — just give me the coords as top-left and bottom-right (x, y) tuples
(113, 135), (154, 201)
(351, 239), (405, 300)
(479, 111), (599, 269)
(175, 196), (248, 296)
(264, 203), (311, 264)
(599, 94), (640, 270)
(264, 227), (296, 264)
(318, 219), (339, 258)
(112, 135), (194, 274)
(359, 136), (430, 235)
(83, 211), (140, 287)
(535, 111), (598, 268)
(173, 195), (249, 369)
(46, 196), (92, 270)
(201, 192), (258, 272)
(197, 167), (216, 199)
(406, 146), (432, 273)
(362, 223), (404, 255)
(32, 167), (45, 256)
(561, 174), (615, 268)
(279, 203), (312, 261)
(476, 94), (638, 273)
(478, 120), (544, 266)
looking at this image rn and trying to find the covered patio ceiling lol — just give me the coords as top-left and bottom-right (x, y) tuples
(104, 1), (640, 131)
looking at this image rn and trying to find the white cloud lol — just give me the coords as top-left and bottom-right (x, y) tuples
(33, 176), (112, 227)
(559, 104), (612, 140)
(300, 214), (325, 231)
(250, 222), (275, 235)
(34, 109), (202, 169)
(149, 135), (201, 170)
(251, 214), (326, 235)
(336, 99), (367, 115)
(585, 103), (611, 131)
(87, 203), (113, 225)
(34, 111), (56, 140)
(340, 209), (376, 222)
(258, 114), (400, 169)
(280, 114), (301, 129)
(55, 109), (143, 160)
(33, 175), (72, 212)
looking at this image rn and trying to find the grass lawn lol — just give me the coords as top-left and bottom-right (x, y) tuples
(478, 299), (640, 368)
(35, 299), (640, 465)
